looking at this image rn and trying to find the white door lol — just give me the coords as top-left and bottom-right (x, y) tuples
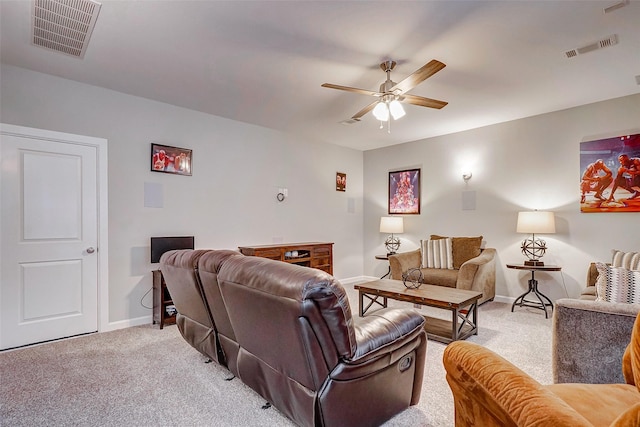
(1, 126), (103, 349)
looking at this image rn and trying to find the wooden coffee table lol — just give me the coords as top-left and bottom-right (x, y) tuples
(354, 279), (482, 344)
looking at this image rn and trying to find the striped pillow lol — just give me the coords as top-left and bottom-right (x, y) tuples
(421, 238), (454, 269)
(595, 262), (640, 304)
(611, 250), (640, 270)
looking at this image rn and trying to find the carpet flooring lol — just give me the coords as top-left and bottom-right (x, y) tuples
(1, 285), (553, 426)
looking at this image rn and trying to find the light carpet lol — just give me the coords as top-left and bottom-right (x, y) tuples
(1, 285), (552, 426)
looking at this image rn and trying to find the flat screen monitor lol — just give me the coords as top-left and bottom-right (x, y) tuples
(150, 236), (194, 263)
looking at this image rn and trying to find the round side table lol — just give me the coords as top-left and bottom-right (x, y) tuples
(507, 263), (562, 319)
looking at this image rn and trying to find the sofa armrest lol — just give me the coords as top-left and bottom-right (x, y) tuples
(350, 307), (425, 361)
(444, 341), (591, 426)
(552, 298), (640, 384)
(337, 307), (427, 405)
(586, 262), (599, 288)
(389, 249), (421, 281)
(456, 248), (496, 302)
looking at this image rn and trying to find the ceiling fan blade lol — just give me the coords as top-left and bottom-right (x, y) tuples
(352, 101), (378, 120)
(321, 83), (382, 97)
(401, 94), (448, 109)
(390, 60), (446, 94)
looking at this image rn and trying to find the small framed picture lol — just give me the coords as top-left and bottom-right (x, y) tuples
(151, 143), (192, 176)
(336, 172), (346, 192)
(389, 168), (420, 214)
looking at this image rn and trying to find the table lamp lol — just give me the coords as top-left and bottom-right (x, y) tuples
(380, 216), (404, 255)
(516, 211), (556, 266)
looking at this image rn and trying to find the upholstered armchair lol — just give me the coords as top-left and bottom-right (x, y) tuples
(443, 311), (640, 426)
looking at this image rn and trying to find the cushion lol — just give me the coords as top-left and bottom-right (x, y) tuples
(421, 238), (454, 269)
(612, 250), (640, 270)
(431, 235), (483, 269)
(595, 262), (640, 304)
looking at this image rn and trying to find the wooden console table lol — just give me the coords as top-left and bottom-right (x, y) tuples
(152, 270), (176, 329)
(238, 242), (333, 275)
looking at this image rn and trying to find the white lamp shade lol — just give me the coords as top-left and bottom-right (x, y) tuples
(389, 99), (406, 120)
(516, 211), (556, 234)
(372, 102), (389, 121)
(380, 216), (404, 234)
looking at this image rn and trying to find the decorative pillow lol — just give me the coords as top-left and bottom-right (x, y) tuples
(611, 250), (640, 270)
(431, 235), (483, 269)
(421, 238), (454, 269)
(595, 262), (640, 304)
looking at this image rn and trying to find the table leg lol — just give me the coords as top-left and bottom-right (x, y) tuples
(511, 270), (554, 318)
(451, 308), (459, 341)
(359, 292), (387, 316)
(456, 303), (478, 337)
(472, 302), (478, 335)
(380, 265), (391, 279)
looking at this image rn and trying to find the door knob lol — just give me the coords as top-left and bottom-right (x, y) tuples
(86, 247), (96, 254)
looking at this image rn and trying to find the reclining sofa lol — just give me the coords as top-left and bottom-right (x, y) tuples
(160, 249), (427, 427)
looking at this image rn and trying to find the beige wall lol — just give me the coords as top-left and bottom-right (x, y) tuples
(364, 93), (640, 301)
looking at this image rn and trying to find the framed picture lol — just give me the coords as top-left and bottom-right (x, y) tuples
(151, 143), (192, 176)
(336, 172), (346, 192)
(579, 133), (640, 213)
(389, 168), (420, 214)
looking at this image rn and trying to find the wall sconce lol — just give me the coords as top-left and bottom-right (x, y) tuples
(380, 216), (404, 255)
(516, 211), (556, 266)
(462, 172), (472, 182)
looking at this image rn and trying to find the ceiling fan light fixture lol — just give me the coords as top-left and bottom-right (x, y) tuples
(389, 99), (405, 120)
(373, 102), (389, 121)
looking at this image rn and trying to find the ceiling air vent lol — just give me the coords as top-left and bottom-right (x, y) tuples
(31, 0), (102, 58)
(604, 0), (629, 14)
(565, 34), (618, 59)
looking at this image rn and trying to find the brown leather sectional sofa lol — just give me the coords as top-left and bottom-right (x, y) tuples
(160, 249), (427, 427)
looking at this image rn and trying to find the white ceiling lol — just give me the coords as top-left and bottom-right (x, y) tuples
(1, 0), (639, 151)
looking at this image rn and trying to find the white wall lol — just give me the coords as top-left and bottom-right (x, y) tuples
(3, 62), (638, 326)
(1, 64), (364, 326)
(364, 93), (640, 301)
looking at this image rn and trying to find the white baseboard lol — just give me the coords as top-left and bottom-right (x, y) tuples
(102, 315), (153, 332)
(339, 276), (378, 285)
(493, 295), (516, 304)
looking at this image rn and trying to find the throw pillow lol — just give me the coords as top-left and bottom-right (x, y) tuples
(595, 262), (640, 304)
(611, 249), (640, 270)
(421, 238), (454, 269)
(431, 235), (483, 269)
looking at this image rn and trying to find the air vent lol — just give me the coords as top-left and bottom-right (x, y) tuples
(565, 34), (618, 59)
(31, 0), (102, 58)
(604, 0), (629, 14)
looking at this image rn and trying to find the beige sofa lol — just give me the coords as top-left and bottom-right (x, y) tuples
(388, 237), (496, 304)
(579, 262), (601, 300)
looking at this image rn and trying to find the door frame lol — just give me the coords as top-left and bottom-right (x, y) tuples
(0, 123), (109, 334)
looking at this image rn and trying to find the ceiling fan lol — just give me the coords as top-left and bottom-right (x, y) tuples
(322, 59), (448, 124)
